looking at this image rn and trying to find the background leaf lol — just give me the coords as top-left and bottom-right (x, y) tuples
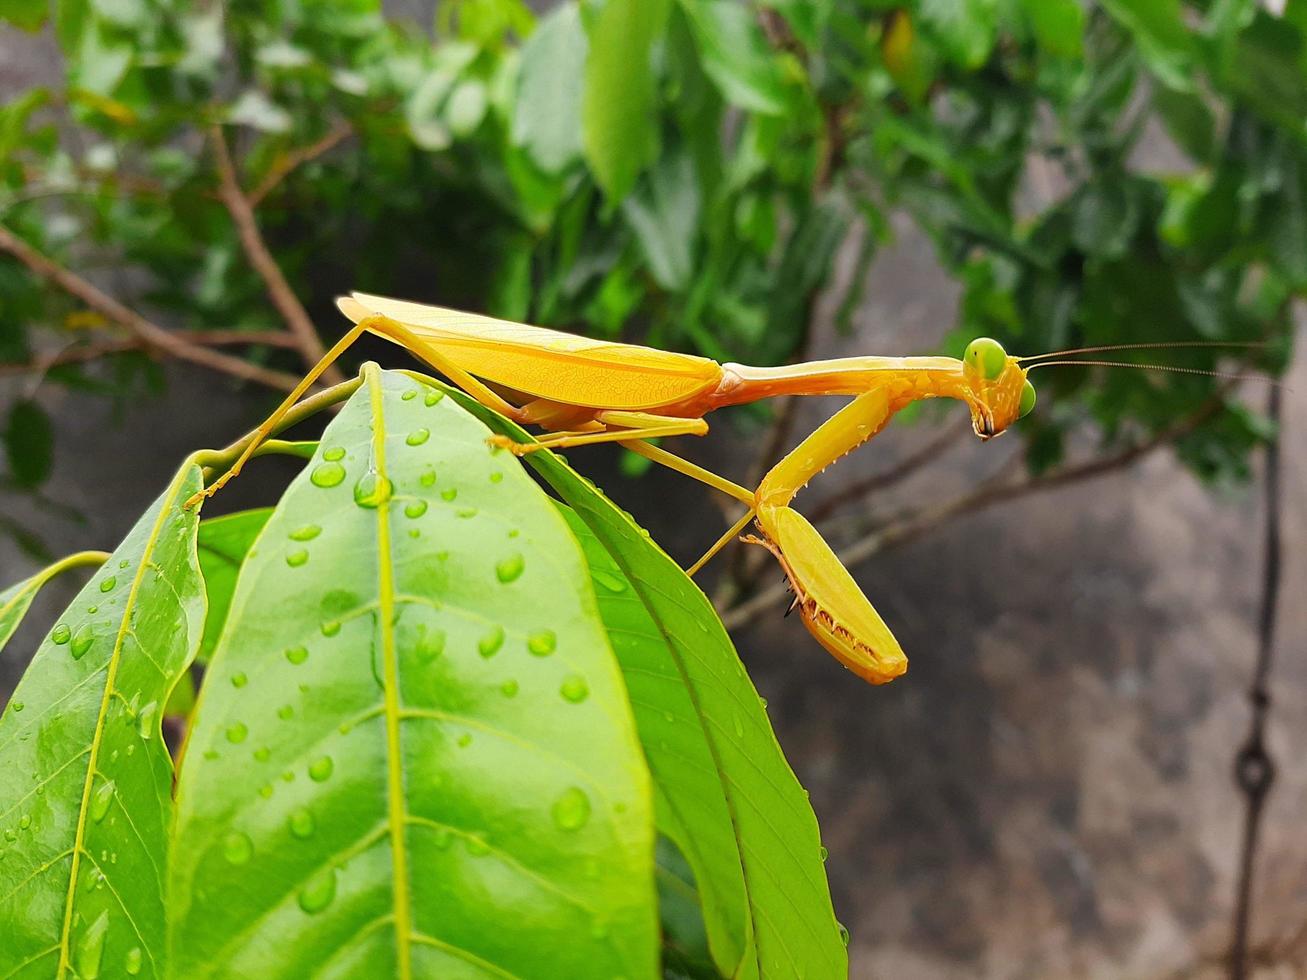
(512, 3), (588, 173)
(0, 462), (205, 979)
(0, 550), (108, 658)
(195, 508), (272, 667)
(5, 398), (54, 489)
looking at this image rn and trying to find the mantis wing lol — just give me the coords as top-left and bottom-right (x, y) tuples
(339, 292), (724, 411)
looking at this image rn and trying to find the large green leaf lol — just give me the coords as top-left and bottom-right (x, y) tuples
(512, 3), (588, 173)
(168, 368), (658, 978)
(0, 462), (206, 979)
(195, 508), (273, 666)
(677, 0), (791, 115)
(443, 380), (848, 978)
(0, 551), (108, 659)
(581, 0), (670, 200)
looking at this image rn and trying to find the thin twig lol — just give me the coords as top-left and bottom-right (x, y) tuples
(720, 401), (1223, 630)
(0, 330), (300, 378)
(0, 222), (301, 391)
(210, 124), (345, 384)
(807, 419), (967, 522)
(1229, 382), (1284, 980)
(247, 120), (354, 208)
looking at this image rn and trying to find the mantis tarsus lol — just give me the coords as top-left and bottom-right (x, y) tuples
(190, 292), (1256, 685)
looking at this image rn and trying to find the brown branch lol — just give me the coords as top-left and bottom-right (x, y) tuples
(210, 125), (345, 385)
(247, 120), (354, 208)
(0, 223), (302, 391)
(719, 400), (1224, 631)
(0, 330), (300, 377)
(807, 419), (967, 522)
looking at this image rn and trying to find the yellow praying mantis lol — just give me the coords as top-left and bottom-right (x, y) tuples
(187, 292), (1255, 685)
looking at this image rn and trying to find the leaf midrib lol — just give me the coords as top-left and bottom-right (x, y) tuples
(369, 367), (413, 980)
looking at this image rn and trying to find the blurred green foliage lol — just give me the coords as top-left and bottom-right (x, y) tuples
(0, 0), (1297, 494)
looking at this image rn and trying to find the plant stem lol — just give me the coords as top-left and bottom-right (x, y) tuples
(0, 223), (302, 391)
(0, 330), (300, 378)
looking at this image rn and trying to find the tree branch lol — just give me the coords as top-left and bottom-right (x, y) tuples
(0, 223), (302, 391)
(247, 120), (354, 208)
(719, 400), (1223, 631)
(0, 330), (300, 378)
(210, 125), (345, 385)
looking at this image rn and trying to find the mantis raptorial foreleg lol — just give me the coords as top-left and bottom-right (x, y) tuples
(489, 412), (709, 455)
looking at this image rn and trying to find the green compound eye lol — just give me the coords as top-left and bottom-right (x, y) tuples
(964, 337), (1007, 380)
(1019, 379), (1037, 418)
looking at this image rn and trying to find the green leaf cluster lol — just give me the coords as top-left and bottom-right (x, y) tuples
(0, 369), (846, 977)
(0, 0), (1298, 492)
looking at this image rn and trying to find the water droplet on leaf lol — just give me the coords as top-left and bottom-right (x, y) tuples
(226, 722), (248, 744)
(289, 808), (315, 839)
(560, 675), (589, 703)
(527, 630), (556, 657)
(551, 787), (591, 831)
(136, 701), (157, 740)
(309, 756), (334, 782)
(90, 778), (114, 822)
(406, 428), (430, 446)
(51, 623), (71, 645)
(353, 472), (393, 508)
(74, 910), (109, 979)
(286, 549), (309, 567)
(298, 868), (337, 913)
(496, 554), (525, 583)
(310, 461), (347, 487)
(98, 576), (116, 593)
(478, 626), (504, 658)
(124, 947), (142, 976)
(404, 500), (428, 519)
(285, 645), (309, 665)
(70, 625), (94, 660)
(289, 524), (322, 541)
(231, 672), (248, 688)
(222, 831), (252, 865)
(323, 447), (346, 462)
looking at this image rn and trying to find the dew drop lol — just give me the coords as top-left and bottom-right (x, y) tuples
(231, 672), (248, 689)
(465, 835), (490, 856)
(420, 467), (436, 487)
(478, 625), (505, 658)
(286, 549), (309, 568)
(309, 756), (334, 782)
(408, 529), (420, 539)
(277, 704), (295, 720)
(527, 630), (556, 657)
(733, 715), (744, 737)
(226, 722), (248, 744)
(258, 783), (274, 799)
(311, 462), (347, 488)
(124, 946), (142, 976)
(489, 471), (503, 484)
(321, 620), (341, 638)
(281, 769), (295, 783)
(424, 390), (443, 406)
(457, 733), (472, 748)
(440, 487), (457, 501)
(401, 388), (418, 401)
(457, 507), (478, 519)
(323, 446), (346, 461)
(98, 576), (116, 594)
(432, 826), (452, 849)
(289, 523), (322, 542)
(285, 645), (309, 665)
(18, 814), (31, 830)
(86, 604), (98, 614)
(254, 747), (271, 763)
(3, 828), (14, 842)
(90, 778), (114, 823)
(9, 701), (23, 713)
(500, 679), (519, 697)
(289, 808), (315, 839)
(820, 846), (829, 861)
(298, 868), (337, 913)
(136, 701), (158, 740)
(560, 675), (589, 703)
(353, 472), (393, 508)
(70, 625), (95, 660)
(592, 569), (627, 593)
(74, 910), (109, 980)
(222, 831), (253, 865)
(51, 623), (71, 645)
(495, 553), (525, 583)
(118, 559), (129, 569)
(551, 787), (591, 831)
(404, 500), (428, 519)
(415, 627), (446, 663)
(406, 428), (430, 446)
(839, 923), (850, 947)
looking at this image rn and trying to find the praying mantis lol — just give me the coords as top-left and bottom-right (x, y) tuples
(190, 292), (1243, 685)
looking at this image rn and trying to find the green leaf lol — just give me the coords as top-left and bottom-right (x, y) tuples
(678, 0), (792, 114)
(0, 461), (206, 979)
(449, 382), (848, 979)
(0, 0), (47, 31)
(582, 0), (671, 200)
(1018, 0), (1082, 59)
(5, 397), (54, 488)
(196, 508), (273, 667)
(1098, 0), (1194, 91)
(1154, 86), (1215, 162)
(0, 551), (108, 659)
(880, 9), (936, 105)
(168, 370), (658, 977)
(919, 0), (998, 70)
(622, 147), (701, 291)
(512, 3), (588, 173)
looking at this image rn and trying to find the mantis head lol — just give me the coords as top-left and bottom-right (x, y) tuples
(961, 337), (1036, 439)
